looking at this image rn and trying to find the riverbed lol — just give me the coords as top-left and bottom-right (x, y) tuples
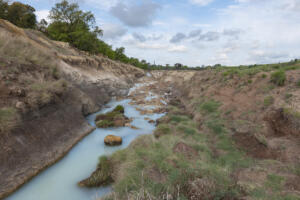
(6, 82), (165, 200)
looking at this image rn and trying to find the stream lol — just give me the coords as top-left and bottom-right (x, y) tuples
(6, 82), (165, 200)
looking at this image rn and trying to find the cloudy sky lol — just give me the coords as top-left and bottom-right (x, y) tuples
(19, 0), (300, 66)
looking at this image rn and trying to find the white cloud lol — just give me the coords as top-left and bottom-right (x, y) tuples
(189, 0), (214, 6)
(102, 24), (127, 40)
(35, 10), (50, 22)
(168, 45), (188, 52)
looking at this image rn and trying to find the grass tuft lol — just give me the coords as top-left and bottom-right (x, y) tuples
(264, 96), (274, 107)
(271, 70), (286, 86)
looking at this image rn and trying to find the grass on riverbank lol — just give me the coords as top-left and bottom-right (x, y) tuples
(96, 100), (253, 199)
(91, 95), (300, 200)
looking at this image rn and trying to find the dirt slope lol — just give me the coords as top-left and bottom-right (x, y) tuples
(0, 19), (144, 199)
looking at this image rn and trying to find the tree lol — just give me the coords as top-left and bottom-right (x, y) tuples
(7, 2), (36, 28)
(37, 19), (48, 32)
(47, 0), (102, 53)
(0, 0), (8, 19)
(115, 47), (127, 62)
(175, 63), (183, 69)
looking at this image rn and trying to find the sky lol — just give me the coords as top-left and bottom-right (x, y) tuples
(17, 0), (300, 67)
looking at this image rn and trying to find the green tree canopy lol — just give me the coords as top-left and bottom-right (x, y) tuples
(0, 1), (36, 28)
(0, 0), (8, 19)
(47, 0), (102, 53)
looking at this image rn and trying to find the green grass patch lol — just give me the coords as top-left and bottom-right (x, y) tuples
(154, 124), (171, 138)
(170, 114), (190, 123)
(265, 174), (285, 191)
(198, 100), (221, 114)
(264, 96), (274, 107)
(283, 107), (300, 119)
(271, 70), (286, 86)
(96, 120), (114, 128)
(78, 156), (113, 187)
(95, 105), (126, 127)
(206, 119), (226, 134)
(261, 73), (267, 78)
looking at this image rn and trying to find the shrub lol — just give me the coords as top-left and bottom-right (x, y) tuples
(248, 79), (253, 84)
(271, 70), (286, 86)
(261, 74), (267, 78)
(206, 119), (225, 134)
(113, 105), (125, 113)
(199, 100), (221, 114)
(264, 96), (274, 107)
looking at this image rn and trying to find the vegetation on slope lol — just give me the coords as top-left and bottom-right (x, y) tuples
(81, 63), (300, 199)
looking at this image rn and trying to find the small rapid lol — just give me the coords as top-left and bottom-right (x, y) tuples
(6, 83), (165, 200)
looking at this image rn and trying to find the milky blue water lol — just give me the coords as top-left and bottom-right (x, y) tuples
(6, 98), (164, 200)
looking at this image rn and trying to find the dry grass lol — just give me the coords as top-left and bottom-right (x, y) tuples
(0, 107), (17, 134)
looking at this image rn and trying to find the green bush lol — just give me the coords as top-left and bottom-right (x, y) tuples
(264, 96), (274, 107)
(199, 100), (221, 114)
(271, 70), (286, 86)
(113, 105), (125, 113)
(261, 74), (267, 78)
(206, 119), (225, 134)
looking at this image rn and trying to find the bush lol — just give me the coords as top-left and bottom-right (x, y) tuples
(113, 105), (124, 113)
(206, 119), (225, 134)
(271, 70), (286, 86)
(199, 100), (221, 114)
(261, 74), (267, 78)
(264, 96), (274, 107)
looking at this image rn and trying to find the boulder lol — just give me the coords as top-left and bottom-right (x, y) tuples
(104, 135), (122, 146)
(130, 125), (139, 129)
(15, 101), (25, 110)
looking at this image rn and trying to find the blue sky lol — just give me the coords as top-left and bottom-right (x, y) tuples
(18, 0), (300, 66)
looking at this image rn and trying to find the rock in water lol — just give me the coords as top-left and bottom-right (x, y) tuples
(104, 135), (122, 146)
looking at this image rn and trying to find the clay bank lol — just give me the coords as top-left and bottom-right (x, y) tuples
(4, 77), (168, 200)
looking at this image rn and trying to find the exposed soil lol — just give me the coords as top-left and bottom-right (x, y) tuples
(0, 20), (144, 199)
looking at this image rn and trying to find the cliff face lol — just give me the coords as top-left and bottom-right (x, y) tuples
(0, 20), (144, 199)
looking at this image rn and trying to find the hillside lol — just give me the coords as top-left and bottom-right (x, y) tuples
(83, 65), (300, 199)
(0, 19), (144, 199)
